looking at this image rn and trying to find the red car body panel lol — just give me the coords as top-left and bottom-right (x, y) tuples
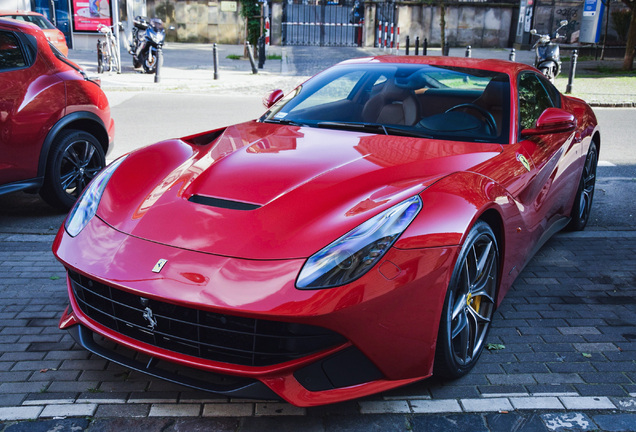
(53, 56), (600, 406)
(95, 122), (502, 260)
(0, 18), (113, 194)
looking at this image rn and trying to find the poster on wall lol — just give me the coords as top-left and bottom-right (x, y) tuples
(72, 0), (112, 32)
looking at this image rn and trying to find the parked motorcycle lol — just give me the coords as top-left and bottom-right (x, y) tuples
(129, 16), (165, 74)
(530, 20), (568, 82)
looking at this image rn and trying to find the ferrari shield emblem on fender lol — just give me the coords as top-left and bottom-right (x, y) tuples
(517, 154), (531, 172)
(152, 259), (168, 273)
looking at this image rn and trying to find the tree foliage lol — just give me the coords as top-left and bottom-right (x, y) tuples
(239, 0), (260, 47)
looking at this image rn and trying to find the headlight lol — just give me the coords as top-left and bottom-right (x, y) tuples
(296, 196), (422, 289)
(65, 156), (127, 237)
(150, 31), (164, 44)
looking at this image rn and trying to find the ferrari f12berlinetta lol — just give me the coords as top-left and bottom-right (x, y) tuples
(54, 56), (599, 407)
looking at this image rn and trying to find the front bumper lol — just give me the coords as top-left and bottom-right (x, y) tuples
(54, 216), (458, 406)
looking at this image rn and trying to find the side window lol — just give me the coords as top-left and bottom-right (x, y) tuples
(537, 74), (562, 108)
(518, 73), (554, 131)
(0, 31), (27, 71)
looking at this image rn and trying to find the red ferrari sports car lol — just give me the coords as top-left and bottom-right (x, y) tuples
(54, 56), (599, 407)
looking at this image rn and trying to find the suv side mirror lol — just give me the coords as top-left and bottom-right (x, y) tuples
(522, 108), (576, 136)
(263, 89), (284, 109)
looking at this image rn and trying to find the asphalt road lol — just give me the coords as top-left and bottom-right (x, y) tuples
(0, 98), (633, 233)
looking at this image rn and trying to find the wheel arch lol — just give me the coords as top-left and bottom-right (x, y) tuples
(38, 112), (109, 179)
(477, 208), (506, 307)
(592, 131), (601, 153)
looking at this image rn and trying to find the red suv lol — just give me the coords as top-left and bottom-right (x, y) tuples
(0, 18), (114, 210)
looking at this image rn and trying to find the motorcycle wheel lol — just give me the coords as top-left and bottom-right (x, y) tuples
(133, 56), (142, 69)
(142, 50), (157, 74)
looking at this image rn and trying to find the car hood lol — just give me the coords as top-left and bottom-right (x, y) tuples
(98, 121), (502, 259)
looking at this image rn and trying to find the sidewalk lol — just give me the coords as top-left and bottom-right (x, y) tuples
(68, 43), (636, 107)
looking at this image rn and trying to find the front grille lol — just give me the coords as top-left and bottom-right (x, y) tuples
(68, 270), (345, 367)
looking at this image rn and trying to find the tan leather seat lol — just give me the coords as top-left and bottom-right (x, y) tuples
(362, 82), (421, 126)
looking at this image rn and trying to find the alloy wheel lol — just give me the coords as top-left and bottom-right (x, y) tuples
(448, 230), (498, 366)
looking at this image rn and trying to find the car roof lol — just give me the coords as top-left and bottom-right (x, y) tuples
(0, 16), (44, 34)
(0, 10), (45, 17)
(338, 55), (535, 76)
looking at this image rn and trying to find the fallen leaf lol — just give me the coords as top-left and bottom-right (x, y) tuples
(486, 343), (506, 350)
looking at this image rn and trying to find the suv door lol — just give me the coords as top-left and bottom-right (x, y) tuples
(0, 27), (65, 186)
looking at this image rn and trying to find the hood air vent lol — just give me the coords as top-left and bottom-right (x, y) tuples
(188, 195), (261, 211)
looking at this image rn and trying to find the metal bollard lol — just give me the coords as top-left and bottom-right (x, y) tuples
(213, 43), (219, 80)
(465, 46), (471, 58)
(154, 48), (163, 83)
(405, 36), (410, 55)
(257, 35), (266, 69)
(246, 42), (258, 74)
(423, 38), (428, 56)
(415, 36), (419, 56)
(509, 48), (516, 62)
(565, 49), (578, 94)
(443, 40), (449, 56)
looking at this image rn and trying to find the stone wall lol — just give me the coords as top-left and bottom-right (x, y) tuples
(384, 2), (516, 48)
(147, 0), (245, 44)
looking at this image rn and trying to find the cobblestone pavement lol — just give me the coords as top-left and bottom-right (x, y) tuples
(0, 231), (635, 430)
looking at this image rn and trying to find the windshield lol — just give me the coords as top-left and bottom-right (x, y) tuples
(261, 63), (511, 144)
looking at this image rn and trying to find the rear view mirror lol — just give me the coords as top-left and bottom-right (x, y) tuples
(530, 29), (537, 35)
(522, 108), (576, 136)
(263, 89), (284, 109)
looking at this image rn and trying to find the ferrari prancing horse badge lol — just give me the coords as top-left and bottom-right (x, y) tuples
(152, 259), (168, 273)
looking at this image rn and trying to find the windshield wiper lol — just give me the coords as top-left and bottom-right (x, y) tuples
(262, 118), (307, 127)
(316, 121), (388, 135)
(316, 121), (433, 139)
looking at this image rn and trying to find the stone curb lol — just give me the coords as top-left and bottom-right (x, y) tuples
(1, 395), (634, 421)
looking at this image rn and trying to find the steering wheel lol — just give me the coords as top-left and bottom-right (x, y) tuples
(445, 103), (497, 136)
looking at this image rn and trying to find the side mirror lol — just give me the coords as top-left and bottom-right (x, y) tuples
(530, 29), (537, 35)
(559, 20), (568, 26)
(263, 89), (284, 109)
(522, 108), (576, 136)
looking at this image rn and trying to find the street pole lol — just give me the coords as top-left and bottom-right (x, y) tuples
(112, 0), (122, 73)
(566, 49), (578, 94)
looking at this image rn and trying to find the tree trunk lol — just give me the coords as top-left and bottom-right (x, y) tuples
(623, 5), (636, 70)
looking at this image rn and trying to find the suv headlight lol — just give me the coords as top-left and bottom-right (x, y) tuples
(296, 196), (422, 289)
(65, 156), (127, 237)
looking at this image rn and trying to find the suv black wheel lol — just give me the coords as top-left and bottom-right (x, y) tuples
(40, 129), (105, 210)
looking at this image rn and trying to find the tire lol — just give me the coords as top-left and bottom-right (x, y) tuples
(434, 220), (499, 379)
(40, 129), (106, 211)
(141, 49), (159, 74)
(566, 141), (598, 231)
(133, 56), (142, 69)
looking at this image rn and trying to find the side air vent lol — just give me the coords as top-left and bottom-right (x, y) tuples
(188, 195), (261, 211)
